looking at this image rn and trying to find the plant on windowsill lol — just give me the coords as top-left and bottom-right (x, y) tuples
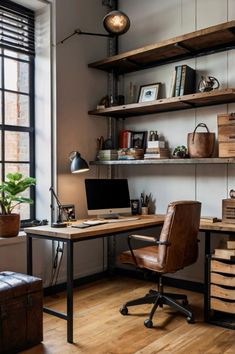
(0, 172), (36, 238)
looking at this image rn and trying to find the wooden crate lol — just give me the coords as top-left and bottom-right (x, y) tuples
(218, 113), (235, 157)
(0, 271), (43, 353)
(211, 259), (235, 274)
(222, 199), (235, 223)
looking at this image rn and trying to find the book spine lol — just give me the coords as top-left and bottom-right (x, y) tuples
(168, 68), (177, 97)
(174, 65), (182, 97)
(179, 65), (187, 96)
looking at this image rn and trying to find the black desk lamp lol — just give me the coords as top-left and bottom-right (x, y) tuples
(59, 10), (130, 44)
(50, 152), (89, 227)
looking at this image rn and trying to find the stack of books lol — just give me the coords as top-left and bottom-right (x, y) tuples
(169, 64), (196, 97)
(118, 148), (144, 160)
(144, 148), (169, 159)
(97, 149), (118, 161)
(213, 238), (235, 260)
(144, 139), (169, 159)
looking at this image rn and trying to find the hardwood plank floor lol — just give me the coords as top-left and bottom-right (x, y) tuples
(22, 277), (235, 354)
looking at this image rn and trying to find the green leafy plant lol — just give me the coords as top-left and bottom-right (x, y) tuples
(0, 172), (36, 215)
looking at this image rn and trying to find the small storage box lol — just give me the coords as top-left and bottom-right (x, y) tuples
(222, 199), (235, 223)
(218, 113), (235, 157)
(0, 271), (43, 353)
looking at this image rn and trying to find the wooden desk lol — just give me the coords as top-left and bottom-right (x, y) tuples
(25, 215), (164, 343)
(25, 216), (235, 342)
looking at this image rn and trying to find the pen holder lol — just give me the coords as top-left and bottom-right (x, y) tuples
(141, 206), (149, 215)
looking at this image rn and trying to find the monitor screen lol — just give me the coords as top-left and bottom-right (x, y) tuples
(85, 179), (131, 217)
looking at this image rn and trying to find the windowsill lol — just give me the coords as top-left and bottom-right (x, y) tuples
(0, 232), (26, 247)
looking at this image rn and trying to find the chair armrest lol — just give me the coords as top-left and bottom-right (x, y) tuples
(128, 234), (157, 243)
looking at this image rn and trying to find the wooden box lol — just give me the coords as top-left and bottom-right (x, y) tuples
(218, 113), (235, 157)
(222, 199), (235, 223)
(0, 271), (43, 353)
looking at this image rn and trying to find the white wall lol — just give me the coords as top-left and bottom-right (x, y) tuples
(1, 0), (234, 286)
(115, 0), (235, 282)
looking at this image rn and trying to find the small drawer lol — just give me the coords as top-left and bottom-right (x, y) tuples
(211, 259), (235, 275)
(219, 142), (235, 157)
(211, 284), (235, 300)
(218, 125), (235, 142)
(218, 113), (235, 126)
(211, 297), (235, 314)
(211, 272), (235, 287)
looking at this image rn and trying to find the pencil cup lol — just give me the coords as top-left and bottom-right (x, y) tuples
(141, 207), (149, 215)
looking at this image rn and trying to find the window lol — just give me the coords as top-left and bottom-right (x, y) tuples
(0, 0), (35, 221)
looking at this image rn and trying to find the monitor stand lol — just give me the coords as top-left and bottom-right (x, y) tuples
(102, 214), (119, 219)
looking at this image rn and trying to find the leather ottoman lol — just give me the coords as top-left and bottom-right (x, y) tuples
(0, 271), (43, 353)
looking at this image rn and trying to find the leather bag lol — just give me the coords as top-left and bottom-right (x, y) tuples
(187, 123), (215, 158)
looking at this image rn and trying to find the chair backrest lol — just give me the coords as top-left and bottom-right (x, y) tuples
(157, 201), (201, 273)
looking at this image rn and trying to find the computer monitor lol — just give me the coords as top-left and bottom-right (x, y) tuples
(85, 178), (131, 218)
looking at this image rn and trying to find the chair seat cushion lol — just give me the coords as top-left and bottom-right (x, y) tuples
(119, 246), (165, 272)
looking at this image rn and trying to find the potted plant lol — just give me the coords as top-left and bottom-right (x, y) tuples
(0, 172), (36, 238)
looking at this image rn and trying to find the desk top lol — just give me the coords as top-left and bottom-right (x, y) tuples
(24, 215), (235, 241)
(24, 215), (164, 241)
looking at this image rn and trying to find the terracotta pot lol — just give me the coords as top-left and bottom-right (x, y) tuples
(0, 214), (20, 238)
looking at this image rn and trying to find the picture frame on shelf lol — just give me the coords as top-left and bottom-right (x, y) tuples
(138, 83), (161, 103)
(61, 204), (76, 221)
(132, 131), (147, 149)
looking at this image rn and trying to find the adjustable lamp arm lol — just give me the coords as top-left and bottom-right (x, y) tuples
(49, 186), (65, 224)
(60, 29), (111, 44)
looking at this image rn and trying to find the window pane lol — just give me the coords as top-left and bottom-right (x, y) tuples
(0, 131), (2, 158)
(4, 57), (29, 93)
(5, 92), (29, 126)
(4, 50), (29, 62)
(0, 92), (2, 123)
(0, 57), (2, 88)
(5, 163), (30, 220)
(5, 131), (29, 161)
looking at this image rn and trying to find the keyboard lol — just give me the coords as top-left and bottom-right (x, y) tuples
(83, 220), (108, 226)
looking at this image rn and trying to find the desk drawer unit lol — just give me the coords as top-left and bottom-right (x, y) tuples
(218, 113), (235, 157)
(206, 257), (235, 329)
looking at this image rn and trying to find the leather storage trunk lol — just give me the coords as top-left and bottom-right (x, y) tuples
(0, 271), (43, 354)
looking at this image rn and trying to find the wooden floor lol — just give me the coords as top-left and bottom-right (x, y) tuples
(22, 276), (235, 354)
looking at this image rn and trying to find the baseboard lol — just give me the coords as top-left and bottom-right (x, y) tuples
(43, 271), (108, 296)
(43, 267), (204, 296)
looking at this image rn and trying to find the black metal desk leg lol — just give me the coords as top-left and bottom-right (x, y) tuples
(204, 230), (211, 255)
(27, 235), (33, 275)
(67, 240), (74, 343)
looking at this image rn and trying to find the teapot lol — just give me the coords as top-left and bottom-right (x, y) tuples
(198, 76), (220, 93)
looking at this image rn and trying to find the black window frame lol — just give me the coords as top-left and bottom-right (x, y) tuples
(0, 0), (35, 222)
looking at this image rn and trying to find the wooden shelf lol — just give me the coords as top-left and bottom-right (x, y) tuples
(88, 89), (235, 118)
(90, 158), (235, 166)
(88, 21), (235, 74)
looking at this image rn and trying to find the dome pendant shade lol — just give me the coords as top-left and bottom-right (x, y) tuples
(70, 152), (89, 173)
(103, 10), (130, 35)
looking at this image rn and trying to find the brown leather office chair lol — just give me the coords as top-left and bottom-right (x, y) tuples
(119, 200), (201, 328)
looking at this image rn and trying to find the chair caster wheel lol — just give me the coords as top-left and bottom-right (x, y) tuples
(144, 319), (153, 328)
(186, 316), (194, 324)
(182, 299), (188, 305)
(120, 306), (128, 316)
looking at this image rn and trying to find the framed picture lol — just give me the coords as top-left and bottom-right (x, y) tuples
(138, 83), (161, 103)
(61, 204), (76, 221)
(131, 131), (147, 149)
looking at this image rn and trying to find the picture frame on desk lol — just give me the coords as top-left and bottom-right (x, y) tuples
(138, 83), (161, 103)
(61, 204), (76, 221)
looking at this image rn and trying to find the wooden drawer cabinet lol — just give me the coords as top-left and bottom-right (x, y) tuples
(206, 257), (235, 329)
(218, 113), (235, 157)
